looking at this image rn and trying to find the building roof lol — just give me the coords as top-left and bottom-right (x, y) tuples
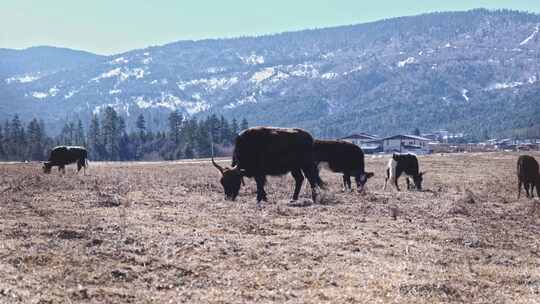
(341, 132), (378, 140)
(378, 134), (431, 141)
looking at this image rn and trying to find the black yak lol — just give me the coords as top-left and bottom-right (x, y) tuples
(313, 140), (374, 192)
(43, 146), (88, 174)
(517, 155), (540, 198)
(212, 127), (323, 203)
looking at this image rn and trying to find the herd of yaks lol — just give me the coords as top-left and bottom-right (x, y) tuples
(42, 126), (540, 202)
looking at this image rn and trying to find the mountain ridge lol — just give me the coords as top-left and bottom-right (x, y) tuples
(1, 8), (539, 137)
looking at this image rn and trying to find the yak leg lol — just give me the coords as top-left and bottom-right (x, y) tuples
(518, 180), (522, 199)
(302, 164), (320, 203)
(59, 165), (65, 174)
(77, 159), (87, 174)
(383, 168), (390, 191)
(343, 174), (352, 191)
(254, 175), (267, 203)
(394, 176), (401, 192)
(406, 178), (411, 190)
(291, 169), (305, 201)
(525, 183), (531, 198)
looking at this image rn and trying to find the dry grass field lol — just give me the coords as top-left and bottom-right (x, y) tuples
(1, 152), (540, 303)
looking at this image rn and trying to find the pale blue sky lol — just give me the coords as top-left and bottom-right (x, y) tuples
(1, 0), (539, 55)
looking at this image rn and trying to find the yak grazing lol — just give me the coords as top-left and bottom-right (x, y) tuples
(312, 140), (374, 192)
(212, 127), (324, 203)
(517, 155), (540, 198)
(384, 153), (425, 191)
(43, 146), (88, 174)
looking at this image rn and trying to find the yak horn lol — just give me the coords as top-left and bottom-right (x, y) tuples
(211, 157), (225, 174)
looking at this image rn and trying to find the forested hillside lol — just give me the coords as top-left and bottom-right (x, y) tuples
(1, 9), (539, 138)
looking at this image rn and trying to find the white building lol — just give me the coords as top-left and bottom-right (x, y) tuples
(340, 133), (381, 153)
(378, 134), (431, 154)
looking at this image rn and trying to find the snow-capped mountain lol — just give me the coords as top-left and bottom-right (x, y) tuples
(2, 9), (540, 137)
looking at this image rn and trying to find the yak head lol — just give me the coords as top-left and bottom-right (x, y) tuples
(42, 162), (52, 174)
(212, 158), (245, 201)
(355, 172), (374, 192)
(412, 172), (426, 190)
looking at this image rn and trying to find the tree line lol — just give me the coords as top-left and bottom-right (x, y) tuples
(0, 107), (249, 161)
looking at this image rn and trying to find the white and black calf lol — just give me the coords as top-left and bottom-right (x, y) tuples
(517, 155), (540, 198)
(384, 153), (425, 191)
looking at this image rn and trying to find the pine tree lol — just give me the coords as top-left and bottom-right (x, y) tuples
(101, 107), (120, 160)
(184, 145), (194, 159)
(168, 110), (182, 144)
(9, 115), (26, 160)
(27, 118), (45, 160)
(207, 114), (220, 144)
(3, 121), (10, 141)
(10, 115), (23, 138)
(412, 128), (421, 136)
(145, 129), (155, 141)
(87, 114), (101, 160)
(3, 120), (12, 160)
(75, 119), (85, 146)
(240, 118), (249, 131)
(118, 116), (126, 135)
(195, 121), (211, 157)
(0, 123), (4, 159)
(230, 118), (239, 142)
(117, 116), (131, 160)
(218, 116), (230, 145)
(59, 122), (75, 145)
(181, 117), (198, 148)
(136, 113), (146, 141)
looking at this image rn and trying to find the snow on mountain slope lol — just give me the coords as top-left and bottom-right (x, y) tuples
(2, 9), (540, 137)
(520, 24), (539, 45)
